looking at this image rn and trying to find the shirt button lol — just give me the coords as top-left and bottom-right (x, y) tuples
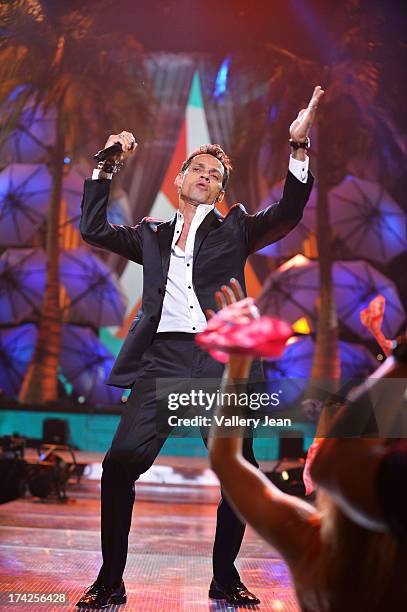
(149, 316), (156, 323)
(192, 327), (196, 331)
(188, 285), (192, 289)
(158, 288), (163, 294)
(190, 305), (193, 309)
(187, 263), (190, 267)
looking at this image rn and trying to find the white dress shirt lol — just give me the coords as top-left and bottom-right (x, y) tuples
(93, 155), (309, 333)
(157, 202), (214, 333)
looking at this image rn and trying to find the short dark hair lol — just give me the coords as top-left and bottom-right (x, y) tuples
(181, 144), (232, 189)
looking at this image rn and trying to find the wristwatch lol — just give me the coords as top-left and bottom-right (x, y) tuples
(289, 136), (310, 150)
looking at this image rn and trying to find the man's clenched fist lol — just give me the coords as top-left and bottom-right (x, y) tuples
(103, 131), (137, 160)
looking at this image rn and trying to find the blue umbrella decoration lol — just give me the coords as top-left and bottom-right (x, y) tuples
(0, 323), (121, 405)
(256, 255), (319, 324)
(0, 163), (91, 246)
(60, 325), (122, 405)
(0, 96), (56, 164)
(0, 248), (46, 323)
(0, 324), (37, 397)
(0, 164), (51, 245)
(265, 336), (378, 407)
(333, 260), (405, 340)
(257, 256), (405, 340)
(0, 247), (126, 327)
(0, 246), (126, 403)
(329, 175), (407, 264)
(60, 247), (127, 327)
(0, 96), (126, 405)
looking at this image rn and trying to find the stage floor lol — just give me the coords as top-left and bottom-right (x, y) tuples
(0, 454), (300, 611)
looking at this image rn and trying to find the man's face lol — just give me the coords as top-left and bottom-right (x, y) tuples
(175, 154), (225, 206)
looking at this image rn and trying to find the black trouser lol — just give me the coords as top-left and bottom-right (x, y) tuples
(96, 332), (259, 589)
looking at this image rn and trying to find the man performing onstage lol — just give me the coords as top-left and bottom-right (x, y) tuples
(76, 85), (324, 609)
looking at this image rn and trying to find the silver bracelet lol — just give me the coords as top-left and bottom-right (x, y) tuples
(97, 159), (124, 174)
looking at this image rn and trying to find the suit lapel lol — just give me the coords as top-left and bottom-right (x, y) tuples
(157, 208), (223, 280)
(193, 207), (224, 260)
(157, 215), (176, 281)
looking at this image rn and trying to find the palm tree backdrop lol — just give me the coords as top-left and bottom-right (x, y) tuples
(0, 0), (154, 403)
(228, 8), (406, 393)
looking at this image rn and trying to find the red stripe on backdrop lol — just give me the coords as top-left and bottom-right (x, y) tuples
(162, 119), (187, 207)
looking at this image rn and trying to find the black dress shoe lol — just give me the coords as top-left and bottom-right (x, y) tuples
(209, 578), (260, 605)
(76, 580), (126, 608)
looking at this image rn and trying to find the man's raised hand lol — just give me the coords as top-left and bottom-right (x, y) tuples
(204, 278), (260, 336)
(103, 131), (137, 161)
(289, 85), (325, 142)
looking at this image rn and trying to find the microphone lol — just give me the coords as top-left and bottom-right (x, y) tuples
(93, 140), (136, 162)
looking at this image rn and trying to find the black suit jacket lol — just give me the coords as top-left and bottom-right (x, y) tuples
(80, 170), (313, 387)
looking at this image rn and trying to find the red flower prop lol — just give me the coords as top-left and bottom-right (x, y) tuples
(360, 294), (385, 336)
(360, 295), (393, 356)
(196, 298), (292, 363)
(302, 438), (321, 495)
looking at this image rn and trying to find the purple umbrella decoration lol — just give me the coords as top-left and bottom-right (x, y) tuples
(0, 248), (46, 323)
(258, 256), (405, 339)
(0, 323), (121, 404)
(0, 97), (56, 164)
(0, 163), (91, 245)
(265, 336), (378, 406)
(329, 175), (407, 263)
(60, 248), (127, 326)
(256, 179), (316, 257)
(333, 260), (405, 339)
(60, 325), (122, 405)
(0, 164), (51, 245)
(0, 324), (37, 397)
(0, 247), (126, 328)
(257, 255), (319, 323)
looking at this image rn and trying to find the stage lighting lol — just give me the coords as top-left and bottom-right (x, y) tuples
(26, 449), (72, 501)
(214, 57), (230, 97)
(266, 466), (305, 497)
(265, 432), (307, 497)
(26, 443), (79, 502)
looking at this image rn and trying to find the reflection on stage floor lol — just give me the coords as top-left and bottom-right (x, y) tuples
(0, 454), (300, 611)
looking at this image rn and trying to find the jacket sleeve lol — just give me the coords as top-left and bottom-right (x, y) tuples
(79, 178), (143, 264)
(243, 170), (314, 254)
